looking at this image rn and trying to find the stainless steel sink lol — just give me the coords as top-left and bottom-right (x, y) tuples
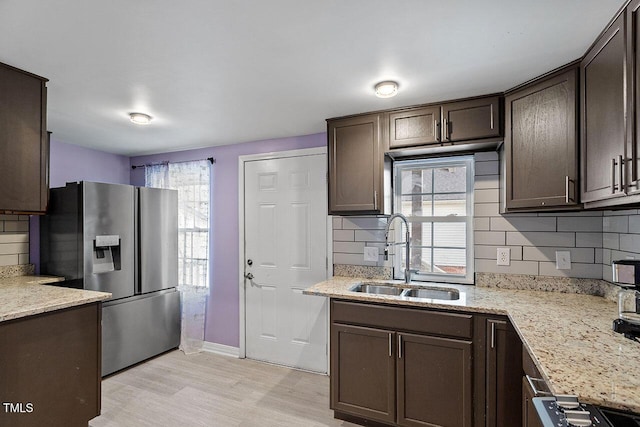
(403, 287), (460, 300)
(349, 283), (405, 296)
(349, 282), (460, 301)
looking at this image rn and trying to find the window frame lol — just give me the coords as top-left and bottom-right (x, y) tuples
(392, 155), (475, 284)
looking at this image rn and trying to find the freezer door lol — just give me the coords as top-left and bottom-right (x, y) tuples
(82, 182), (135, 300)
(139, 187), (178, 293)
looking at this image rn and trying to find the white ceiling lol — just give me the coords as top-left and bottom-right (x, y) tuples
(0, 0), (625, 156)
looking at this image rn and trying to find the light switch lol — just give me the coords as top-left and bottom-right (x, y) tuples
(364, 246), (379, 262)
(556, 251), (571, 270)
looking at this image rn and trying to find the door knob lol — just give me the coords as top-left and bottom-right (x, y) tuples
(247, 259), (253, 266)
(245, 272), (254, 280)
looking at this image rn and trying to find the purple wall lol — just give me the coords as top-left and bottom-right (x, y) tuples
(130, 133), (325, 347)
(30, 139), (131, 272)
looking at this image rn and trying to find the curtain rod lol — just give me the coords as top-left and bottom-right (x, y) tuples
(131, 157), (215, 170)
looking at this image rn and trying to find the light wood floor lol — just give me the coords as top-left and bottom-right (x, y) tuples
(90, 350), (358, 427)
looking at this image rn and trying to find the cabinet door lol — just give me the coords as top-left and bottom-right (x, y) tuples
(485, 320), (522, 427)
(505, 68), (579, 210)
(581, 13), (627, 203)
(628, 1), (640, 195)
(442, 96), (501, 143)
(522, 377), (544, 427)
(328, 114), (383, 214)
(0, 63), (48, 213)
(330, 323), (396, 424)
(397, 332), (473, 427)
(389, 106), (442, 149)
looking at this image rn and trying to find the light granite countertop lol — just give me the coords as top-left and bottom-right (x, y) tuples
(0, 275), (111, 322)
(304, 276), (640, 413)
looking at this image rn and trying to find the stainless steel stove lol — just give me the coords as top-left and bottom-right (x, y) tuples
(533, 396), (640, 427)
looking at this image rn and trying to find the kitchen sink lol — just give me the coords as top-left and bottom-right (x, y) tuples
(403, 287), (460, 300)
(350, 283), (405, 296)
(349, 282), (461, 301)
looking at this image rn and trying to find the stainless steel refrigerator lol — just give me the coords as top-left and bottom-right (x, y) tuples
(40, 181), (181, 376)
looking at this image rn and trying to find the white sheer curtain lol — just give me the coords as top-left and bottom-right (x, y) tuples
(145, 160), (211, 354)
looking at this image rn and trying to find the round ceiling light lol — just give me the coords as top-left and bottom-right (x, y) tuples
(129, 112), (152, 125)
(374, 81), (399, 98)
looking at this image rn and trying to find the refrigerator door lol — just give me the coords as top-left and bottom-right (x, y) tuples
(82, 182), (136, 300)
(138, 187), (178, 293)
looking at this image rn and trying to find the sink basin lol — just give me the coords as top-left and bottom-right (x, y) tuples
(403, 287), (460, 300)
(350, 283), (405, 296)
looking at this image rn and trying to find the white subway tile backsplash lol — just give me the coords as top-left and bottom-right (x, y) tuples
(332, 216), (342, 229)
(333, 253), (378, 267)
(0, 215), (19, 221)
(474, 175), (499, 190)
(475, 259), (538, 275)
(474, 217), (490, 231)
(475, 231), (506, 245)
(0, 233), (29, 244)
(557, 217), (602, 232)
(602, 249), (612, 265)
(490, 216), (556, 232)
(474, 189), (500, 203)
(333, 230), (355, 241)
(538, 262), (602, 279)
(474, 245), (523, 260)
(4, 221), (28, 232)
(0, 243), (29, 255)
(575, 233), (602, 248)
(603, 233), (620, 250)
(595, 248), (603, 264)
(629, 215), (640, 233)
(506, 231), (575, 247)
(354, 229), (386, 242)
(603, 216), (629, 233)
(342, 217), (387, 230)
(18, 254), (29, 265)
(475, 161), (499, 176)
(604, 209), (639, 216)
(474, 203), (500, 217)
(522, 247), (595, 263)
(474, 151), (499, 162)
(0, 254), (19, 266)
(333, 241), (366, 254)
(620, 234), (640, 253)
(538, 211), (603, 217)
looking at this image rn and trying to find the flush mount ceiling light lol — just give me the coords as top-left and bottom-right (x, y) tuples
(129, 112), (152, 125)
(374, 81), (399, 98)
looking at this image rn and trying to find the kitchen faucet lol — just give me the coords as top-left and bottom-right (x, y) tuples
(384, 213), (412, 284)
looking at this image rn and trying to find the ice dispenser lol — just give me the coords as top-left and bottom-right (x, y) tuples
(612, 260), (640, 340)
(92, 235), (122, 274)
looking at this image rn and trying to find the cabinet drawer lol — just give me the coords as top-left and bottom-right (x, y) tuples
(331, 300), (473, 339)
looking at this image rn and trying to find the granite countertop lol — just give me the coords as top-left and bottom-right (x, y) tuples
(0, 275), (111, 322)
(304, 276), (640, 413)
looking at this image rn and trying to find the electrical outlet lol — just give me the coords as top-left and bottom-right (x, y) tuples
(556, 251), (571, 270)
(364, 246), (379, 262)
(496, 248), (510, 266)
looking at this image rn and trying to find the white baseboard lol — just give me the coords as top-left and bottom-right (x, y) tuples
(201, 341), (240, 358)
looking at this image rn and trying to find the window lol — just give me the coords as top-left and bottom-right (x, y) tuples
(393, 156), (474, 284)
(145, 160), (211, 288)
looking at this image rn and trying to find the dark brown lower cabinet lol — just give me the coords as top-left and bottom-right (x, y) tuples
(485, 319), (523, 427)
(330, 300), (474, 427)
(397, 333), (472, 427)
(0, 303), (102, 427)
(522, 377), (544, 427)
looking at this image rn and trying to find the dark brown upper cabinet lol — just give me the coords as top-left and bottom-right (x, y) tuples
(503, 65), (579, 212)
(388, 96), (502, 150)
(581, 13), (627, 207)
(627, 0), (640, 198)
(328, 113), (388, 215)
(389, 105), (441, 148)
(0, 62), (49, 214)
(442, 96), (501, 143)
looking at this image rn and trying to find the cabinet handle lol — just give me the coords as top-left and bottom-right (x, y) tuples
(525, 374), (552, 397)
(619, 155), (626, 194)
(388, 333), (392, 357)
(435, 120), (440, 142)
(443, 118), (449, 141)
(612, 158), (617, 194)
(490, 322), (496, 349)
(565, 176), (575, 204)
(398, 334), (403, 358)
(374, 190), (378, 210)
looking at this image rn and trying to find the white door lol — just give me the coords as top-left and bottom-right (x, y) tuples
(244, 153), (328, 373)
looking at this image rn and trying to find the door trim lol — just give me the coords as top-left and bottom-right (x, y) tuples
(238, 146), (330, 364)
